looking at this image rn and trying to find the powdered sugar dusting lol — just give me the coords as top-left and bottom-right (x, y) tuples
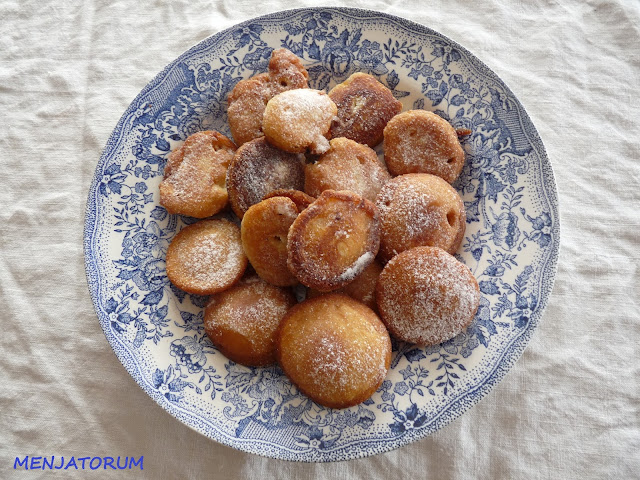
(305, 138), (391, 202)
(205, 278), (293, 349)
(301, 319), (389, 396)
(274, 88), (332, 120)
(310, 135), (330, 155)
(280, 297), (390, 405)
(160, 132), (234, 217)
(169, 221), (247, 293)
(328, 72), (402, 147)
(227, 137), (304, 217)
(263, 89), (336, 154)
(377, 247), (480, 346)
(376, 174), (463, 260)
(178, 232), (243, 287)
(381, 180), (440, 239)
(383, 110), (464, 181)
(394, 120), (450, 168)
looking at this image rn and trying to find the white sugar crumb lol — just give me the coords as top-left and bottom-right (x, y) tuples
(335, 229), (350, 239)
(336, 251), (374, 283)
(361, 291), (374, 304)
(310, 135), (330, 155)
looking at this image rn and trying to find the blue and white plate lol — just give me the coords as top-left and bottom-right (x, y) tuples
(84, 7), (559, 462)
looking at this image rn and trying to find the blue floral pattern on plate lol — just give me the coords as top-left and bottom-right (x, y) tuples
(84, 7), (559, 462)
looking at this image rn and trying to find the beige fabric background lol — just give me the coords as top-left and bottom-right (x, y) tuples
(1, 0), (639, 478)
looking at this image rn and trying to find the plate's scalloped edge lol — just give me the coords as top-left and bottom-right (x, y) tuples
(83, 6), (561, 462)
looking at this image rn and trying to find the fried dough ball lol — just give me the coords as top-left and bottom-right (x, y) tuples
(262, 89), (337, 155)
(262, 189), (316, 212)
(226, 137), (305, 219)
(276, 294), (391, 409)
(159, 131), (236, 218)
(204, 275), (296, 366)
(376, 246), (480, 346)
(241, 196), (300, 287)
(165, 219), (248, 295)
(383, 110), (465, 183)
(328, 72), (402, 147)
(227, 48), (309, 146)
(304, 137), (391, 203)
(376, 173), (466, 262)
(287, 190), (380, 292)
(307, 259), (383, 311)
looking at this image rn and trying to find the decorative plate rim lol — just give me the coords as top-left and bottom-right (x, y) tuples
(83, 6), (560, 462)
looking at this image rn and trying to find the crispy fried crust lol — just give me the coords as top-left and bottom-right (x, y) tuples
(159, 131), (236, 218)
(165, 219), (248, 295)
(241, 197), (300, 286)
(383, 110), (465, 183)
(226, 137), (305, 219)
(287, 190), (380, 291)
(329, 72), (402, 147)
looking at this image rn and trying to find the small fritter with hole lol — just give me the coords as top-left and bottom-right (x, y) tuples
(376, 173), (466, 262)
(376, 246), (480, 346)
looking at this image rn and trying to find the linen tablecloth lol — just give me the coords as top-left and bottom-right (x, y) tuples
(1, 0), (638, 478)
